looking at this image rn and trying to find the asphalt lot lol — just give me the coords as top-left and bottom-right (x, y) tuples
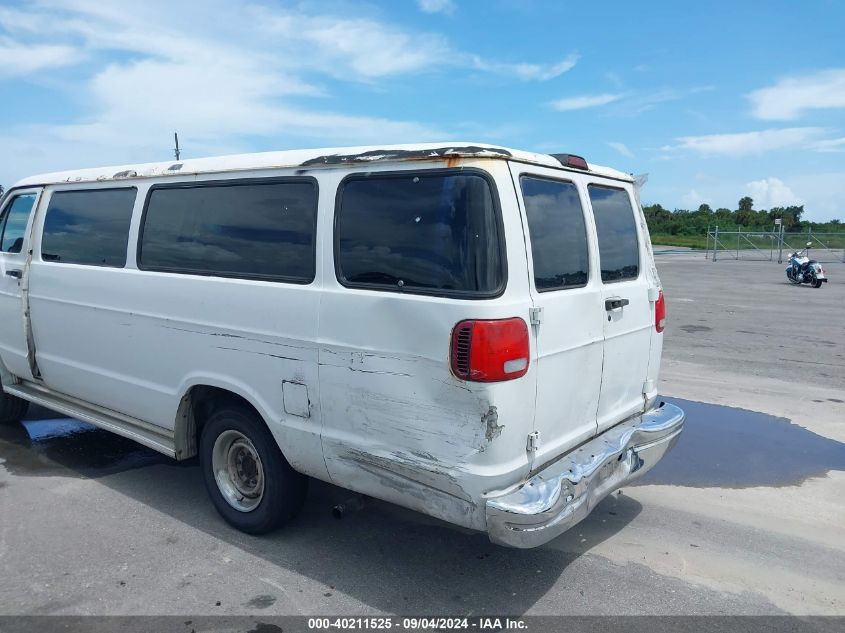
(0, 254), (843, 616)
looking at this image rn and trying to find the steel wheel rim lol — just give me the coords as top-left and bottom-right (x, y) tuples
(211, 429), (265, 512)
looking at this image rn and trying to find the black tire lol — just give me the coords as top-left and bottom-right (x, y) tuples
(814, 279), (823, 288)
(199, 404), (307, 534)
(0, 392), (29, 424)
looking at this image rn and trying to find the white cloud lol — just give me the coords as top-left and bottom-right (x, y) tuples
(550, 93), (622, 111)
(744, 178), (803, 209)
(607, 141), (634, 158)
(748, 68), (845, 120)
(0, 1), (573, 82)
(664, 127), (825, 157)
(617, 86), (714, 116)
(257, 12), (452, 79)
(681, 189), (710, 208)
(787, 172), (845, 221)
(417, 0), (456, 14)
(67, 58), (444, 145)
(550, 86), (713, 116)
(0, 0), (579, 186)
(812, 137), (845, 153)
(27, 50), (446, 157)
(0, 37), (83, 77)
(472, 53), (578, 81)
(0, 0), (457, 186)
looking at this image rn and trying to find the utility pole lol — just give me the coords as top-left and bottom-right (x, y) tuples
(173, 132), (181, 161)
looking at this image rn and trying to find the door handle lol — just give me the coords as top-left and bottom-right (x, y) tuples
(5, 269), (22, 279)
(605, 297), (629, 311)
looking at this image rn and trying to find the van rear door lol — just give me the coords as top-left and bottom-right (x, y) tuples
(587, 183), (653, 433)
(509, 165), (605, 465)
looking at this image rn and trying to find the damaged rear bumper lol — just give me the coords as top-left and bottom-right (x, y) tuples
(485, 401), (684, 548)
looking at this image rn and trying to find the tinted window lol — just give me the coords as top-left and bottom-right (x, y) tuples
(1, 194), (36, 253)
(336, 172), (503, 296)
(140, 180), (317, 282)
(588, 185), (640, 282)
(42, 188), (136, 267)
(521, 177), (589, 291)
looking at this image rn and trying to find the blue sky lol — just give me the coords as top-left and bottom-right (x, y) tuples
(1, 0), (843, 220)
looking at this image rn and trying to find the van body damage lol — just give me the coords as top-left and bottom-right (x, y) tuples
(0, 142), (681, 546)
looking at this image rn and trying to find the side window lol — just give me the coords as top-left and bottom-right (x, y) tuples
(42, 188), (136, 267)
(0, 194), (36, 253)
(588, 185), (640, 283)
(336, 171), (504, 297)
(520, 176), (589, 291)
(139, 179), (317, 283)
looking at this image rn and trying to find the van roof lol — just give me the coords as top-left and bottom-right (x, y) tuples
(12, 142), (634, 188)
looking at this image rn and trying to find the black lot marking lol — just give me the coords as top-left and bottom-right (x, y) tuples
(679, 324), (713, 333)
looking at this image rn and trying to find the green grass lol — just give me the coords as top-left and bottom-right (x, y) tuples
(650, 232), (845, 251)
(650, 234), (708, 249)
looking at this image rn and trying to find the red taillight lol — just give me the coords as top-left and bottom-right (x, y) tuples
(655, 289), (666, 333)
(450, 318), (530, 382)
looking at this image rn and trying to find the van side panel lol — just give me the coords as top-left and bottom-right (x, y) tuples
(316, 160), (535, 530)
(25, 176), (329, 480)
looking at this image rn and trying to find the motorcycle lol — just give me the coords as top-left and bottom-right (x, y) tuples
(786, 242), (828, 288)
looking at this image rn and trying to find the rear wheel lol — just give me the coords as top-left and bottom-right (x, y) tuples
(199, 404), (307, 534)
(0, 392), (29, 424)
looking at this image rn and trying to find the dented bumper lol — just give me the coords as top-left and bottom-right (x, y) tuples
(485, 401), (684, 548)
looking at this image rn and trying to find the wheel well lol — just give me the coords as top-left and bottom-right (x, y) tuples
(174, 385), (263, 460)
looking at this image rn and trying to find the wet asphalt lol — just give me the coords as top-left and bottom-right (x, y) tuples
(638, 397), (845, 488)
(0, 255), (843, 616)
(5, 397), (841, 489)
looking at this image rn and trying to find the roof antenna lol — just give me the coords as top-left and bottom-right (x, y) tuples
(173, 132), (181, 161)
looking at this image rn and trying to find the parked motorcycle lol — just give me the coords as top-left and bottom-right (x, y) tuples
(786, 242), (828, 288)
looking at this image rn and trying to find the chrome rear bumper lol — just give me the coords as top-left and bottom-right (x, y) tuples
(486, 401), (684, 548)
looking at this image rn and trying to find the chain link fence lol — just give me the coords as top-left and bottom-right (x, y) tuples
(705, 227), (845, 263)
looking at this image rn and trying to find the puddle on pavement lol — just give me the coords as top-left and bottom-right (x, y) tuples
(0, 405), (177, 478)
(2, 399), (844, 489)
(636, 397), (845, 488)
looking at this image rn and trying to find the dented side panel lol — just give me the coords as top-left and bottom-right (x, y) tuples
(316, 160), (536, 531)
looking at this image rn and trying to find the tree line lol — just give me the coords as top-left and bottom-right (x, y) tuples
(644, 196), (842, 236)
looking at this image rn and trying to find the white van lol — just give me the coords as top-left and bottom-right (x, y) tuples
(0, 143), (683, 547)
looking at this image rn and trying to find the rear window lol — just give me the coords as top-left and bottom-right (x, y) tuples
(588, 185), (640, 283)
(139, 179), (317, 283)
(520, 176), (589, 291)
(41, 188), (136, 267)
(336, 171), (504, 297)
